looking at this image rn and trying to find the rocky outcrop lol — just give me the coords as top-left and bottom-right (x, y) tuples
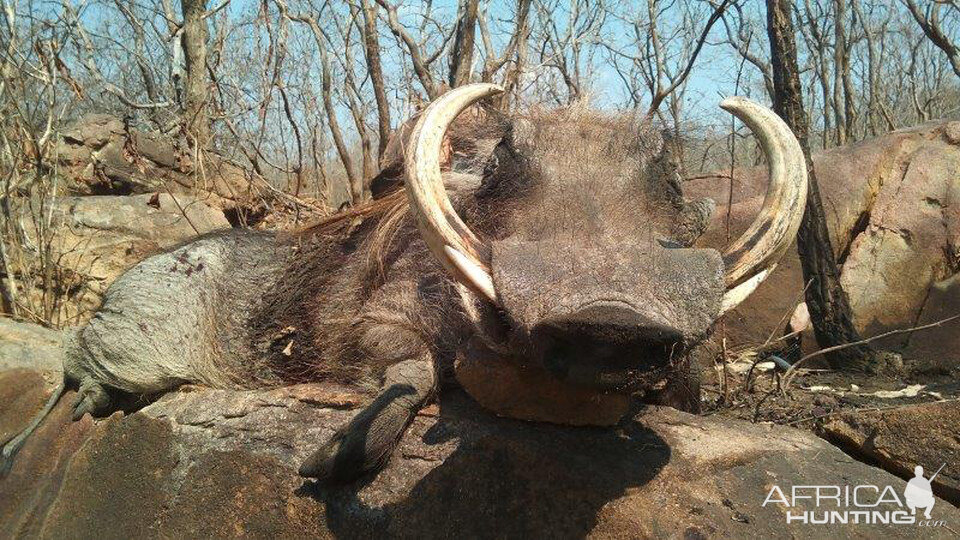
(16, 193), (229, 325)
(2, 319), (958, 539)
(688, 121), (960, 368)
(56, 114), (257, 210)
(0, 318), (61, 376)
(820, 401), (960, 505)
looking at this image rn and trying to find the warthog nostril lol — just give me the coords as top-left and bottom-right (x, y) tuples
(542, 304), (684, 346)
(531, 303), (685, 382)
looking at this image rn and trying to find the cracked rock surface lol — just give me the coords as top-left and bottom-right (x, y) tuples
(689, 121), (960, 368)
(2, 328), (959, 539)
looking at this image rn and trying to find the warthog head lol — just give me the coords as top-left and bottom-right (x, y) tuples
(404, 84), (807, 393)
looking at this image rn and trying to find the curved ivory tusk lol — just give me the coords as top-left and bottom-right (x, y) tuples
(445, 245), (497, 302)
(718, 97), (808, 311)
(719, 265), (774, 315)
(405, 83), (503, 302)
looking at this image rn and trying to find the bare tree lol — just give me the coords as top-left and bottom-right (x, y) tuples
(276, 1), (362, 203)
(903, 0), (960, 78)
(832, 0), (855, 144)
(766, 0), (883, 372)
(449, 0), (480, 87)
(181, 0), (210, 145)
(643, 0), (733, 118)
(340, 2), (377, 182)
(358, 0), (391, 158)
(532, 0), (607, 104)
(375, 0), (449, 99)
(721, 3), (775, 99)
(478, 0), (532, 108)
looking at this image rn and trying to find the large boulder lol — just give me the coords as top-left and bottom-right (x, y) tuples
(0, 318), (61, 376)
(820, 401), (960, 504)
(14, 193), (229, 325)
(56, 114), (257, 210)
(688, 121), (960, 368)
(2, 319), (958, 539)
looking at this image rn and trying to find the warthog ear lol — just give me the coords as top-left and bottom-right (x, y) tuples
(370, 104), (509, 200)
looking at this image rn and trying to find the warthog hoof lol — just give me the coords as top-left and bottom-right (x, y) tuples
(72, 379), (112, 420)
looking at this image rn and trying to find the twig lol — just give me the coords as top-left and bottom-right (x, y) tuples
(684, 172), (734, 182)
(783, 313), (960, 391)
(764, 280), (813, 345)
(163, 187), (200, 236)
(785, 397), (960, 426)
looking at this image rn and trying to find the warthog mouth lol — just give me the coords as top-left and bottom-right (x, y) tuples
(465, 296), (691, 392)
(538, 342), (681, 391)
(525, 300), (686, 390)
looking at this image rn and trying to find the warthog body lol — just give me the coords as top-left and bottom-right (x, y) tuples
(2, 85), (807, 481)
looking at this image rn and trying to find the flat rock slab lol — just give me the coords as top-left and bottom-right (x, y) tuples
(821, 401), (960, 504)
(2, 369), (958, 539)
(0, 319), (62, 376)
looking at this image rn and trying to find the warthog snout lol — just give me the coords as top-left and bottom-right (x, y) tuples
(491, 236), (725, 388)
(531, 302), (685, 386)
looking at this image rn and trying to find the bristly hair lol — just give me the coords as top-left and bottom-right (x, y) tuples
(293, 188), (413, 291)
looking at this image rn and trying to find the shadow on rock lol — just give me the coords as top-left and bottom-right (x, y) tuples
(298, 391), (670, 539)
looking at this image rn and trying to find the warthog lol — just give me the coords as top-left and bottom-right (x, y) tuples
(1, 84), (807, 481)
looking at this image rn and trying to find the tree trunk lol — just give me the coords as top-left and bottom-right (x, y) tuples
(360, 0), (391, 159)
(307, 20), (361, 204)
(449, 0), (480, 87)
(499, 0), (531, 109)
(831, 0), (846, 145)
(765, 0), (881, 371)
(180, 0), (209, 145)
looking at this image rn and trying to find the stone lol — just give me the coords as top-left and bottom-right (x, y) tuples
(820, 401), (960, 504)
(687, 121), (960, 365)
(55, 114), (256, 210)
(454, 338), (630, 426)
(2, 364), (958, 538)
(0, 318), (62, 376)
(15, 194), (229, 325)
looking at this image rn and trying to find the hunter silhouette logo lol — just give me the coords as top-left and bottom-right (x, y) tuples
(762, 462), (948, 526)
(904, 464), (944, 520)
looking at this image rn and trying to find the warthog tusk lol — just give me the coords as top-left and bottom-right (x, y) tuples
(718, 97), (808, 312)
(445, 245), (497, 303)
(405, 83), (503, 303)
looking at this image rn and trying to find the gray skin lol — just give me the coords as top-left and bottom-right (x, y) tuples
(2, 107), (722, 481)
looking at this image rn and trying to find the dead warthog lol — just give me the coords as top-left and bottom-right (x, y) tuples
(1, 84), (806, 481)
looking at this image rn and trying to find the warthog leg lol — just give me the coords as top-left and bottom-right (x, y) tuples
(72, 378), (113, 420)
(299, 356), (437, 482)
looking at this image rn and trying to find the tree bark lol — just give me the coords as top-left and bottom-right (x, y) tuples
(497, 0), (531, 109)
(904, 0), (960, 79)
(360, 0), (391, 159)
(765, 0), (879, 371)
(180, 0), (210, 145)
(449, 0), (480, 87)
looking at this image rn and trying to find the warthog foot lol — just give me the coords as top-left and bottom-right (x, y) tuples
(72, 379), (113, 420)
(299, 358), (437, 482)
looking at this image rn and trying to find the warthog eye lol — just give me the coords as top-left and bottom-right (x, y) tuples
(478, 139), (515, 197)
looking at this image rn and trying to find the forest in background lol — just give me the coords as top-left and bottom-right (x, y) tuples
(3, 0), (959, 199)
(0, 0), (959, 327)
